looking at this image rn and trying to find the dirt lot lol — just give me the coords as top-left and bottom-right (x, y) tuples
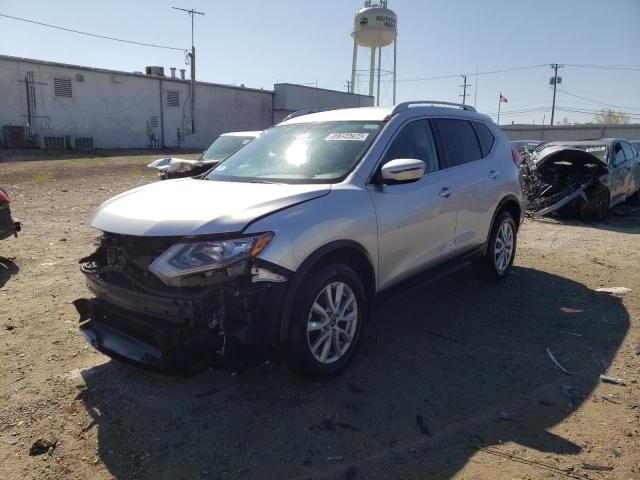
(1, 151), (639, 480)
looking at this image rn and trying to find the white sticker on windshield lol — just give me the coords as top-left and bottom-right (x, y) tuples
(325, 132), (370, 141)
(586, 146), (606, 152)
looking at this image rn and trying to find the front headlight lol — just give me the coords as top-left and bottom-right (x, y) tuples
(149, 232), (273, 280)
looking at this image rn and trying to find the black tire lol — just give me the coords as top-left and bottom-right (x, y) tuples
(287, 263), (367, 377)
(627, 189), (640, 206)
(472, 211), (517, 281)
(580, 184), (609, 220)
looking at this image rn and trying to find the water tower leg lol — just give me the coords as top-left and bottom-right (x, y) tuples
(369, 47), (376, 98)
(376, 47), (382, 106)
(392, 38), (397, 104)
(350, 38), (358, 94)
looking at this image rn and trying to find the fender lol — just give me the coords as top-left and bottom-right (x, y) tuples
(274, 240), (376, 347)
(485, 194), (522, 247)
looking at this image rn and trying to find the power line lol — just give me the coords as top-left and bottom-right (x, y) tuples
(558, 89), (640, 111)
(563, 63), (640, 71)
(397, 64), (547, 83)
(0, 13), (186, 51)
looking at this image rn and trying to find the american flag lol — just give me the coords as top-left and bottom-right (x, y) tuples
(499, 94), (508, 103)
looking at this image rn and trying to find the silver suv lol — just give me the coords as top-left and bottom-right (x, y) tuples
(78, 101), (524, 376)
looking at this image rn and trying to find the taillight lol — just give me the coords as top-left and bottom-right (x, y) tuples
(511, 146), (523, 167)
(0, 190), (10, 203)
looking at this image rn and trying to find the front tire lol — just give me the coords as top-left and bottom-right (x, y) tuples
(472, 211), (517, 281)
(287, 263), (367, 377)
(580, 184), (609, 220)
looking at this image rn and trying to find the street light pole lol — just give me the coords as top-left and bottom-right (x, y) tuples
(172, 6), (204, 134)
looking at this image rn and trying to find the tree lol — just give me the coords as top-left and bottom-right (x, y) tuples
(594, 109), (631, 125)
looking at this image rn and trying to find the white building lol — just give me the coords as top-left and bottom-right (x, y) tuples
(0, 55), (373, 150)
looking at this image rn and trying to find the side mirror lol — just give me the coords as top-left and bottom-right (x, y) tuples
(380, 158), (425, 184)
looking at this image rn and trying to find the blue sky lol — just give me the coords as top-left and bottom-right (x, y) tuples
(1, 0), (639, 124)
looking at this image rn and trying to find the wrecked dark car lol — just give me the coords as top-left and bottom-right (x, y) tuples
(147, 131), (261, 179)
(524, 139), (640, 219)
(0, 184), (20, 240)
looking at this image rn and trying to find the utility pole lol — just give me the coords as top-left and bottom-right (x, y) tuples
(172, 6), (205, 134)
(459, 74), (471, 106)
(549, 63), (563, 126)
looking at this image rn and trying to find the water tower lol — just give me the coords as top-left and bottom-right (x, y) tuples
(350, 0), (397, 105)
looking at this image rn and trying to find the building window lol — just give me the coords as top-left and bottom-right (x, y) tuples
(53, 77), (73, 97)
(166, 90), (180, 107)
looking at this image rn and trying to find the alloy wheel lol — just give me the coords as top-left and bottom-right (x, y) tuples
(494, 221), (514, 273)
(306, 282), (358, 364)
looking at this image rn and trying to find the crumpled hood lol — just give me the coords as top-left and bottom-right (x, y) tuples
(91, 178), (331, 236)
(533, 146), (610, 175)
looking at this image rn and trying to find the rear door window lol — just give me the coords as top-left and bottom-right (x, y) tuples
(472, 122), (495, 157)
(432, 118), (483, 168)
(613, 142), (627, 165)
(621, 142), (635, 161)
(382, 119), (439, 174)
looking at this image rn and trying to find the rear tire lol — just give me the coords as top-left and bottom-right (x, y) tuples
(580, 184), (609, 220)
(472, 211), (517, 281)
(287, 263), (367, 377)
(627, 189), (640, 206)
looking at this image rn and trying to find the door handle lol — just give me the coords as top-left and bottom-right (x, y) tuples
(489, 170), (500, 180)
(439, 187), (454, 198)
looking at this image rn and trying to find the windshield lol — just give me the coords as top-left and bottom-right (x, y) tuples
(201, 135), (256, 161)
(206, 122), (383, 184)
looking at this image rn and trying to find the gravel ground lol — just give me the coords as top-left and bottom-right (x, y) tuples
(1, 151), (639, 480)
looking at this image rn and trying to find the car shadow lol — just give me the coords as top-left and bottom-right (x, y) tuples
(80, 266), (629, 480)
(532, 203), (640, 234)
(0, 256), (18, 288)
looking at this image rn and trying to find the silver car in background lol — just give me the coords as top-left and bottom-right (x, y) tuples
(147, 131), (261, 179)
(78, 101), (524, 377)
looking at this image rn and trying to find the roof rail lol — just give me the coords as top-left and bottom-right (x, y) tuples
(388, 100), (477, 117)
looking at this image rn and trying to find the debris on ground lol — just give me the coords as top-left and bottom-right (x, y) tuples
(595, 287), (632, 295)
(582, 463), (614, 472)
(628, 402), (640, 409)
(546, 348), (572, 375)
(29, 438), (57, 456)
(610, 448), (622, 458)
(416, 414), (431, 435)
(559, 330), (584, 337)
(599, 374), (626, 386)
(493, 411), (516, 422)
(538, 399), (556, 406)
(562, 385), (587, 406)
(327, 455), (345, 462)
(421, 328), (467, 345)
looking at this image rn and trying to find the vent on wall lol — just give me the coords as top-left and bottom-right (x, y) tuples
(166, 90), (180, 107)
(44, 136), (66, 150)
(53, 77), (73, 97)
(149, 116), (159, 128)
(75, 137), (94, 149)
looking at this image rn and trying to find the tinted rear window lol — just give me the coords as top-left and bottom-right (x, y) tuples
(473, 122), (495, 157)
(432, 119), (482, 168)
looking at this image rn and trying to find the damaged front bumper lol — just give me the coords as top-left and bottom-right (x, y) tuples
(77, 236), (291, 371)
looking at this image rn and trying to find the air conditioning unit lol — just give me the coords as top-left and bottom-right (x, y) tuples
(43, 136), (66, 150)
(74, 137), (94, 149)
(145, 66), (165, 77)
